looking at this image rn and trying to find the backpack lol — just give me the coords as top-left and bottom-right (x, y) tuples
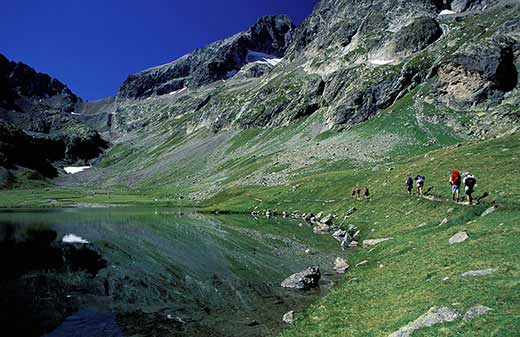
(406, 177), (413, 186)
(417, 175), (425, 182)
(451, 170), (460, 185)
(466, 176), (476, 188)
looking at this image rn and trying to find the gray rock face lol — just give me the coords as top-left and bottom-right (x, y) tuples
(281, 266), (321, 290)
(118, 15), (295, 99)
(388, 307), (459, 337)
(463, 305), (493, 320)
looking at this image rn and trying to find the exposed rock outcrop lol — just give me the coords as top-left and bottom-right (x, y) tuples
(281, 266), (321, 290)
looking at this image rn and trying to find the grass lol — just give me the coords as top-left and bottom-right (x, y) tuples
(199, 133), (519, 337)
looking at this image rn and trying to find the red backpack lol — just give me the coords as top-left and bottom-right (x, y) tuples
(451, 170), (460, 185)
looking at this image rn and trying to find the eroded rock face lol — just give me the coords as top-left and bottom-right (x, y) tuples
(118, 15), (296, 99)
(436, 39), (518, 107)
(281, 266), (321, 290)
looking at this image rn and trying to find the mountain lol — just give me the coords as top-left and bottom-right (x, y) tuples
(0, 53), (107, 184)
(118, 15), (296, 99)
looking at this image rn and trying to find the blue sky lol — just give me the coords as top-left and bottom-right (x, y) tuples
(0, 0), (318, 100)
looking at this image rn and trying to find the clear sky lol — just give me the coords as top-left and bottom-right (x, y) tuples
(0, 0), (318, 100)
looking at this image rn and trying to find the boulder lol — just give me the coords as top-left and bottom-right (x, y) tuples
(281, 266), (321, 290)
(388, 307), (459, 337)
(332, 229), (348, 242)
(448, 231), (469, 244)
(334, 257), (349, 274)
(282, 311), (295, 324)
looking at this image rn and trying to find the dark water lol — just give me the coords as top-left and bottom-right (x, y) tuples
(0, 208), (344, 337)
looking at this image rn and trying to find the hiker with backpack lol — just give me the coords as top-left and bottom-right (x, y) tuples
(449, 170), (461, 202)
(463, 173), (477, 204)
(356, 187), (361, 200)
(406, 176), (414, 195)
(363, 186), (370, 199)
(415, 175), (425, 196)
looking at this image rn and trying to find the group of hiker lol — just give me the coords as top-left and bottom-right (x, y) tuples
(351, 186), (369, 200)
(405, 171), (477, 204)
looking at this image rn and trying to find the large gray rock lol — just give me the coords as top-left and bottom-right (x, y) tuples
(388, 307), (459, 337)
(463, 305), (493, 320)
(281, 266), (321, 290)
(118, 15), (296, 99)
(449, 231), (469, 244)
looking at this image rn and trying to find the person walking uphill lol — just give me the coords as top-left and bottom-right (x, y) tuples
(415, 175), (425, 196)
(463, 172), (477, 204)
(449, 170), (461, 202)
(406, 176), (413, 195)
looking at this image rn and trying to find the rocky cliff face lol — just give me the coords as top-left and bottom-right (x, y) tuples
(111, 0), (518, 135)
(118, 15), (296, 99)
(0, 54), (107, 182)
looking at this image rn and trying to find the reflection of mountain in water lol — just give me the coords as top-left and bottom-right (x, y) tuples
(0, 208), (342, 337)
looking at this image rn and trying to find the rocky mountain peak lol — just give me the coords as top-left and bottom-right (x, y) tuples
(117, 15), (296, 99)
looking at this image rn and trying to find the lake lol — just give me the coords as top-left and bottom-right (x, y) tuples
(0, 208), (345, 337)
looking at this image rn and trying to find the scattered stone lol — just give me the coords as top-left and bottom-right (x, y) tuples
(282, 311), (295, 324)
(461, 269), (497, 277)
(463, 305), (493, 321)
(334, 257), (349, 274)
(481, 206), (497, 217)
(449, 231), (469, 244)
(388, 307), (459, 337)
(439, 218), (448, 226)
(363, 237), (393, 247)
(281, 266), (321, 290)
(443, 277), (450, 281)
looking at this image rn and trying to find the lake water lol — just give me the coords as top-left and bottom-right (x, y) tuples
(0, 208), (345, 337)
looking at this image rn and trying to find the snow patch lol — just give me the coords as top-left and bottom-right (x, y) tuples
(168, 87), (187, 95)
(439, 9), (456, 15)
(62, 234), (89, 244)
(70, 112), (82, 116)
(64, 166), (91, 174)
(368, 59), (395, 65)
(246, 50), (282, 67)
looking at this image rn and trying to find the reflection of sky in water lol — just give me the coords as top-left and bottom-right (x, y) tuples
(43, 309), (123, 337)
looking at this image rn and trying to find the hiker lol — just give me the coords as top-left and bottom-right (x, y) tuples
(356, 187), (361, 200)
(406, 176), (413, 195)
(449, 170), (461, 202)
(415, 175), (425, 196)
(463, 172), (477, 204)
(351, 188), (356, 199)
(363, 186), (370, 199)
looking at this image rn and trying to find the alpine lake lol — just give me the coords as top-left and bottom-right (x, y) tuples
(0, 207), (347, 337)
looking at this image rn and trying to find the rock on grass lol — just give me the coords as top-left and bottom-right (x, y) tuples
(449, 231), (469, 244)
(388, 307), (459, 337)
